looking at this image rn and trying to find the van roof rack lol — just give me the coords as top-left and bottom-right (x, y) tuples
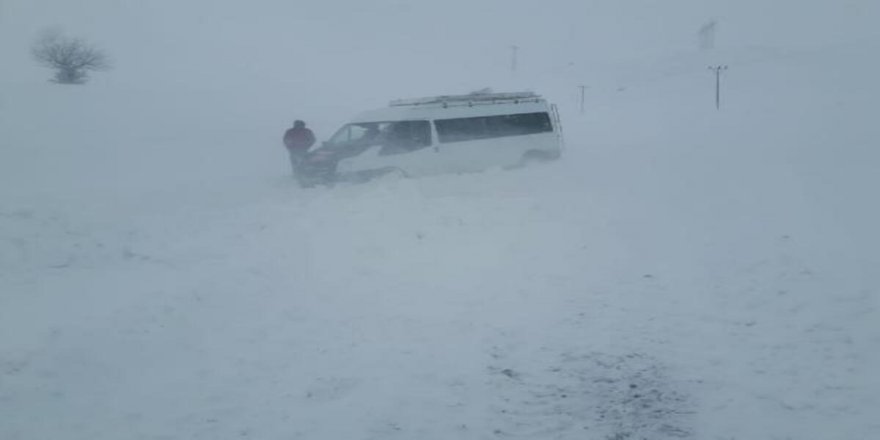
(389, 91), (542, 108)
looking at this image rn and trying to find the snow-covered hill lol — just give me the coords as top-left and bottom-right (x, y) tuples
(2, 2), (879, 439)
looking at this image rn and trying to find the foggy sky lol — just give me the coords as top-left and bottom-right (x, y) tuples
(3, 1), (878, 88)
(2, 0), (879, 136)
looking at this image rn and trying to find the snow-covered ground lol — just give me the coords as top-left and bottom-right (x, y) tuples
(2, 2), (879, 439)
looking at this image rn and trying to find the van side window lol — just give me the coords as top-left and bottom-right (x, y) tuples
(435, 112), (553, 144)
(378, 120), (432, 155)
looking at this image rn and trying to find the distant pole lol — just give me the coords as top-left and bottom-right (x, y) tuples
(510, 45), (519, 73)
(578, 85), (588, 114)
(708, 65), (728, 110)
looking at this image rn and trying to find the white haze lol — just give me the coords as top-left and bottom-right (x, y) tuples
(1, 1), (879, 439)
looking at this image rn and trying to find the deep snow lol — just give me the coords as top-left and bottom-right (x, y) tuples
(2, 2), (880, 439)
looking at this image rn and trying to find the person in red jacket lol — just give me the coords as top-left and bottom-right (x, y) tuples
(283, 120), (316, 175)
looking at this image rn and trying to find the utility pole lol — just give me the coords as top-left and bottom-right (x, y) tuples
(510, 45), (519, 73)
(578, 85), (588, 114)
(708, 65), (728, 110)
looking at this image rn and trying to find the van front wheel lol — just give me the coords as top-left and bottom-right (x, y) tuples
(383, 167), (408, 179)
(356, 167), (409, 183)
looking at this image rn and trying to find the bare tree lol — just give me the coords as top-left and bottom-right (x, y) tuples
(698, 20), (718, 51)
(31, 29), (111, 84)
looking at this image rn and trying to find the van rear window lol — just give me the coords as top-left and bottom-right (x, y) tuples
(435, 112), (552, 144)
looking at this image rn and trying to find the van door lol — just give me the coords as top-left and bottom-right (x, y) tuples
(336, 120), (443, 177)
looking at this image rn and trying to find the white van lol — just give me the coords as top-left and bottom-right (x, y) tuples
(297, 91), (563, 186)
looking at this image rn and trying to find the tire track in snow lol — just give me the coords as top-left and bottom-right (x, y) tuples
(487, 345), (694, 439)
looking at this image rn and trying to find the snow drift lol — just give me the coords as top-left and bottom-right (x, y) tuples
(1, 2), (879, 439)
